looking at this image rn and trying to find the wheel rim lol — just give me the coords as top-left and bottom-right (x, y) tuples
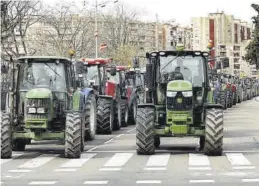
(89, 100), (96, 136)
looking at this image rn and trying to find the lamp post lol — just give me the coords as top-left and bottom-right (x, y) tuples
(94, 0), (119, 58)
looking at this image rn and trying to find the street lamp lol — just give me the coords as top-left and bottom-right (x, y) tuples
(94, 0), (119, 58)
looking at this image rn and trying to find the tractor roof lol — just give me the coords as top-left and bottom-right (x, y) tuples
(16, 56), (72, 64)
(149, 50), (209, 57)
(80, 58), (111, 65)
(116, 66), (130, 71)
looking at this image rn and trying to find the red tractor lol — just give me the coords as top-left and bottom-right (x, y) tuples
(76, 58), (127, 134)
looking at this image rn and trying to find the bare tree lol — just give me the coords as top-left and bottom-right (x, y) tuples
(35, 3), (95, 58)
(1, 1), (42, 61)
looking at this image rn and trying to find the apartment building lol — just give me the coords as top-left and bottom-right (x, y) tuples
(162, 22), (193, 50)
(191, 11), (253, 76)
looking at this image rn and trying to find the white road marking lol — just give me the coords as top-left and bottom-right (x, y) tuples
(242, 179), (259, 182)
(225, 153), (251, 166)
(8, 169), (32, 173)
(136, 180), (161, 184)
(127, 127), (136, 133)
(18, 155), (56, 169)
(28, 181), (57, 185)
(59, 153), (96, 168)
(146, 154), (170, 167)
(53, 168), (77, 172)
(144, 167), (166, 171)
(103, 153), (133, 167)
(83, 181), (108, 184)
(0, 153), (24, 165)
(233, 166), (255, 170)
(189, 167), (211, 170)
(116, 134), (125, 138)
(104, 139), (113, 144)
(189, 154), (210, 166)
(86, 146), (100, 152)
(99, 168), (121, 171)
(189, 180), (215, 183)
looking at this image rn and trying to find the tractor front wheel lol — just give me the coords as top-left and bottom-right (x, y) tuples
(12, 139), (26, 151)
(113, 101), (122, 131)
(128, 99), (137, 125)
(84, 94), (97, 141)
(136, 107), (155, 155)
(97, 98), (113, 134)
(64, 112), (82, 158)
(1, 112), (12, 158)
(121, 101), (128, 127)
(204, 108), (223, 156)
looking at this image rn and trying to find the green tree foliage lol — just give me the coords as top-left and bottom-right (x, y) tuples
(245, 4), (259, 69)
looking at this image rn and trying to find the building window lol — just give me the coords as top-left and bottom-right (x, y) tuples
(234, 64), (240, 69)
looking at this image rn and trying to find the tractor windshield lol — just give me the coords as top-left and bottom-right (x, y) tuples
(160, 55), (205, 87)
(21, 62), (66, 91)
(86, 66), (101, 85)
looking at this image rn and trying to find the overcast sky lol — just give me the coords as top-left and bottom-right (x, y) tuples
(43, 0), (258, 26)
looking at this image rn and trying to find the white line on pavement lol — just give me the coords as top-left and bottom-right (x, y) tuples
(225, 153), (251, 166)
(103, 153), (133, 167)
(18, 155), (57, 169)
(136, 180), (161, 184)
(28, 181), (57, 185)
(8, 169), (32, 173)
(233, 166), (256, 170)
(83, 181), (108, 184)
(146, 154), (170, 167)
(189, 167), (212, 170)
(53, 168), (77, 172)
(189, 180), (215, 183)
(104, 139), (113, 144)
(59, 153), (96, 168)
(144, 167), (166, 171)
(86, 146), (100, 152)
(116, 134), (125, 138)
(127, 127), (136, 133)
(242, 179), (259, 182)
(189, 153), (211, 166)
(99, 168), (121, 171)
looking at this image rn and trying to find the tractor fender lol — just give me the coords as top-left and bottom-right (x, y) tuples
(204, 103), (223, 110)
(137, 104), (156, 109)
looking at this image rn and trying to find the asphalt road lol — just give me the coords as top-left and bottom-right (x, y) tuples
(1, 99), (259, 186)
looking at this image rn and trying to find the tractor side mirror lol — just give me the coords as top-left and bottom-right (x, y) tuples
(132, 57), (140, 68)
(109, 67), (116, 76)
(146, 52), (150, 59)
(146, 63), (153, 89)
(75, 61), (87, 74)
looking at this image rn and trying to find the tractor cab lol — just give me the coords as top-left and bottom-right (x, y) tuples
(75, 58), (110, 95)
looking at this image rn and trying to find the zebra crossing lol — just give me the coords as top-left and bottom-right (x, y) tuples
(1, 151), (258, 174)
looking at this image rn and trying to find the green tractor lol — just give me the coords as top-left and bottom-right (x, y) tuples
(1, 56), (96, 159)
(136, 51), (224, 156)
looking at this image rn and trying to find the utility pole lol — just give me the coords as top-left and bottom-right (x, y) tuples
(95, 0), (98, 58)
(155, 13), (159, 51)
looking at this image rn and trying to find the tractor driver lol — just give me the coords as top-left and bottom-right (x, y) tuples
(174, 57), (192, 82)
(34, 64), (50, 86)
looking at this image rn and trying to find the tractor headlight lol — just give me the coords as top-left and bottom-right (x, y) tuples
(37, 108), (45, 114)
(167, 91), (177, 97)
(28, 108), (36, 113)
(182, 91), (193, 97)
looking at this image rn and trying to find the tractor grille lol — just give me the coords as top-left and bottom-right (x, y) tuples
(25, 98), (50, 120)
(167, 92), (192, 110)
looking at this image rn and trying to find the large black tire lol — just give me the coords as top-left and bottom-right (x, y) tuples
(84, 94), (97, 141)
(233, 92), (237, 105)
(128, 99), (137, 125)
(136, 107), (155, 155)
(204, 108), (223, 156)
(64, 112), (82, 158)
(219, 91), (226, 110)
(121, 101), (128, 127)
(113, 101), (122, 131)
(97, 98), (113, 134)
(1, 112), (12, 158)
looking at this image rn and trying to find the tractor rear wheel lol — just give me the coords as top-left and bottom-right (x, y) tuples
(121, 101), (128, 127)
(84, 94), (97, 141)
(204, 108), (223, 156)
(128, 99), (137, 125)
(97, 98), (113, 134)
(65, 112), (82, 158)
(136, 107), (155, 155)
(1, 112), (12, 158)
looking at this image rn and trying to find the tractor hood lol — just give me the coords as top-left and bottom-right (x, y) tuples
(167, 80), (192, 91)
(25, 88), (52, 99)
